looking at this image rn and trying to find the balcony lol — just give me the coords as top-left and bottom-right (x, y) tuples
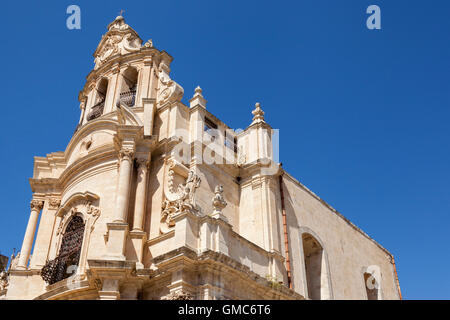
(118, 89), (136, 107)
(86, 99), (105, 121)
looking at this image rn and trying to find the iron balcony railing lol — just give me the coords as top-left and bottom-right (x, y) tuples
(86, 99), (105, 121)
(119, 89), (136, 107)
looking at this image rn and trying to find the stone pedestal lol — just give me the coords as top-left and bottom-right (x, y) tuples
(105, 223), (129, 260)
(129, 230), (146, 269)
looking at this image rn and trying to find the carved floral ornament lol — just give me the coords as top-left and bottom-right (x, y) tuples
(160, 160), (202, 234)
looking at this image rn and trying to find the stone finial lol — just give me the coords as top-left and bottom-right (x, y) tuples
(194, 86), (202, 96)
(144, 39), (153, 48)
(189, 85), (207, 109)
(251, 102), (265, 124)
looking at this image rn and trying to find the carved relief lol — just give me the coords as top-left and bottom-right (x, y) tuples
(48, 199), (61, 210)
(57, 201), (101, 236)
(161, 290), (193, 300)
(94, 16), (142, 70)
(156, 65), (184, 105)
(161, 168), (201, 234)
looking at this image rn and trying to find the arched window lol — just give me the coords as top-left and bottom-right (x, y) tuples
(87, 79), (108, 121)
(96, 78), (108, 104)
(41, 216), (85, 285)
(119, 67), (138, 107)
(302, 233), (331, 300)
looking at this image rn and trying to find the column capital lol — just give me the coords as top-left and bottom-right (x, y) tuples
(30, 200), (44, 212)
(48, 198), (61, 210)
(119, 148), (135, 162)
(135, 158), (150, 170)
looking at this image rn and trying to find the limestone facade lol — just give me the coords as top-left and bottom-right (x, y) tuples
(1, 16), (401, 300)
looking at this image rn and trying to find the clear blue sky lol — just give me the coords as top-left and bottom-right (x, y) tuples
(1, 0), (449, 299)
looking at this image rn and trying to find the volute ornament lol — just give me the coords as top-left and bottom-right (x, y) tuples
(161, 169), (201, 234)
(93, 16), (142, 70)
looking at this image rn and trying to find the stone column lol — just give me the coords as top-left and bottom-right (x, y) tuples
(132, 159), (149, 231)
(17, 200), (44, 269)
(104, 63), (120, 114)
(30, 199), (60, 268)
(114, 148), (134, 222)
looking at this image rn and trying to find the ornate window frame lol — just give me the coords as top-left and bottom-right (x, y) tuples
(51, 192), (101, 278)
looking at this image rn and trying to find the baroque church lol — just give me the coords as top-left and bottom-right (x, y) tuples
(0, 16), (401, 300)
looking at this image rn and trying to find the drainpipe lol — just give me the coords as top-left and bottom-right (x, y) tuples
(391, 254), (402, 300)
(279, 172), (292, 289)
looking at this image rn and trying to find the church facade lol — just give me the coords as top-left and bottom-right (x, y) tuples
(1, 16), (401, 300)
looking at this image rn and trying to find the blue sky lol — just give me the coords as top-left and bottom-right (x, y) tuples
(1, 0), (449, 299)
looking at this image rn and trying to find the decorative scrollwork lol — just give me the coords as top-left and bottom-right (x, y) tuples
(161, 170), (201, 234)
(93, 16), (142, 70)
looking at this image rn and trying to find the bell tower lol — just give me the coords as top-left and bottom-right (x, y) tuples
(76, 15), (182, 137)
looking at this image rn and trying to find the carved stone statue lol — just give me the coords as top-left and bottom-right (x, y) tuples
(9, 252), (20, 270)
(161, 170), (201, 233)
(212, 185), (227, 215)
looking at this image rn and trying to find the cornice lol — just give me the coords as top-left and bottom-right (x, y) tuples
(281, 170), (394, 259)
